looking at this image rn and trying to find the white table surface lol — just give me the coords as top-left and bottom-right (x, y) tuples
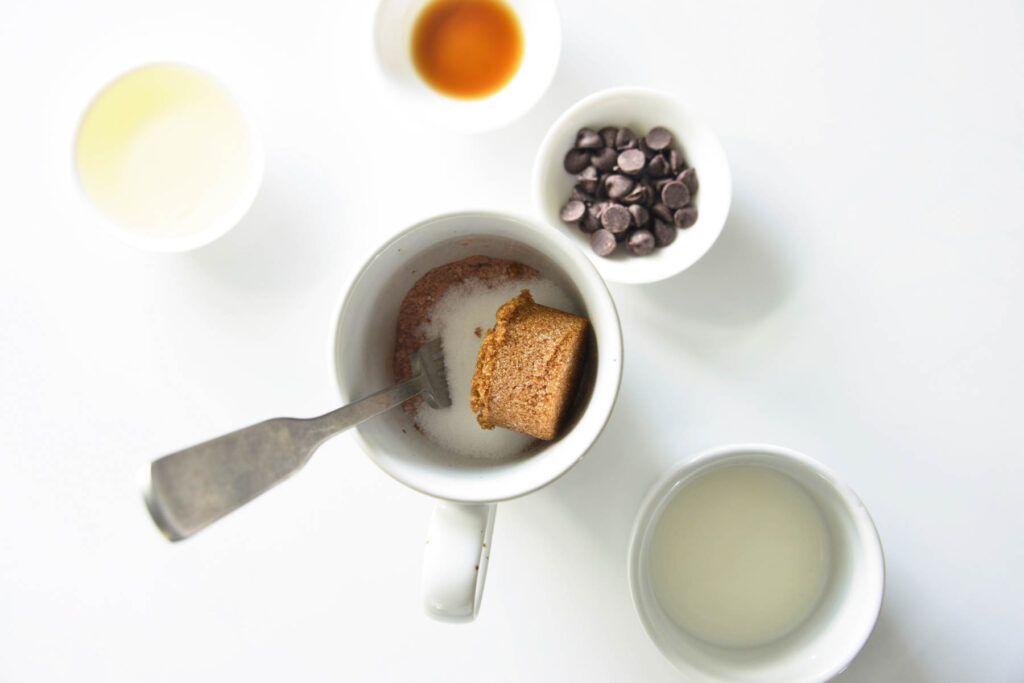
(2, 0), (1023, 680)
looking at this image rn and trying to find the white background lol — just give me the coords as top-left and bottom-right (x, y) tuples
(2, 0), (1023, 680)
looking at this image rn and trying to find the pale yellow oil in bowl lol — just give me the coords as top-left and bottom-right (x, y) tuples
(75, 64), (258, 242)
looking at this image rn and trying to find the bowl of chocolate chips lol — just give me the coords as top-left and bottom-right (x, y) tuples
(533, 87), (731, 284)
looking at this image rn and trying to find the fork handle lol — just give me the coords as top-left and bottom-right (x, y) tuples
(303, 375), (424, 443)
(144, 376), (425, 541)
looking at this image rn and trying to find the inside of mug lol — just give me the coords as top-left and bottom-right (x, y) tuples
(632, 452), (884, 681)
(334, 217), (613, 502)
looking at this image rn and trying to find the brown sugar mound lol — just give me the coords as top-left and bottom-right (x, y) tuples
(470, 290), (589, 440)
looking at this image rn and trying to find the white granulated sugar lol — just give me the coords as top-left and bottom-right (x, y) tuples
(415, 276), (579, 460)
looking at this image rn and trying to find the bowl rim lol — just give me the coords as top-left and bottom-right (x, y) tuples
(328, 209), (624, 503)
(626, 442), (886, 682)
(70, 60), (265, 253)
(531, 85), (732, 284)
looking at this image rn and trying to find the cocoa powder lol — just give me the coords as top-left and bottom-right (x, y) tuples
(393, 255), (539, 383)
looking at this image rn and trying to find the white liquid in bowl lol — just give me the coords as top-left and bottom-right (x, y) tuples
(650, 465), (831, 648)
(75, 63), (257, 240)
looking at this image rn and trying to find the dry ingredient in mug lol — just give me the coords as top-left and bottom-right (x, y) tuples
(393, 256), (578, 459)
(559, 125), (699, 257)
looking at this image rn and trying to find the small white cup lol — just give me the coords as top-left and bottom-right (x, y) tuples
(628, 444), (885, 682)
(533, 87), (732, 284)
(332, 210), (622, 621)
(71, 61), (264, 253)
(372, 0), (561, 132)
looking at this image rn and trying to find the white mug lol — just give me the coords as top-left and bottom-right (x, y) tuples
(332, 211), (623, 622)
(628, 444), (885, 682)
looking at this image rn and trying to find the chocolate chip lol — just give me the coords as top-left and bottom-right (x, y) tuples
(589, 200), (609, 220)
(576, 166), (600, 195)
(615, 127), (637, 150)
(629, 204), (650, 228)
(601, 204), (631, 234)
(604, 174), (634, 200)
(564, 149), (591, 174)
(673, 206), (698, 229)
(638, 137), (656, 158)
(576, 128), (603, 149)
(621, 184), (646, 204)
(600, 126), (619, 148)
(627, 229), (655, 255)
(661, 180), (690, 209)
(580, 212), (601, 233)
(647, 154), (670, 177)
(559, 200), (586, 223)
(617, 149), (646, 176)
(651, 203), (674, 224)
(669, 149), (685, 174)
(570, 186), (594, 203)
(591, 146), (618, 172)
(638, 182), (655, 206)
(653, 219), (677, 246)
(646, 127), (673, 151)
(678, 167), (699, 195)
(590, 229), (617, 256)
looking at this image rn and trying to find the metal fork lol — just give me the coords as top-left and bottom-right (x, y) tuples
(143, 339), (450, 541)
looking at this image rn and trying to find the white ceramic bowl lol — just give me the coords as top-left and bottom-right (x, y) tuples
(533, 87), (731, 284)
(372, 0), (561, 133)
(628, 444), (885, 682)
(71, 61), (264, 253)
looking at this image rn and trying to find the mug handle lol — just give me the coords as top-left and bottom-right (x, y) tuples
(422, 502), (496, 622)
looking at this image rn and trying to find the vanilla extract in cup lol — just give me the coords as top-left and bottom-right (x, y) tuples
(411, 0), (524, 99)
